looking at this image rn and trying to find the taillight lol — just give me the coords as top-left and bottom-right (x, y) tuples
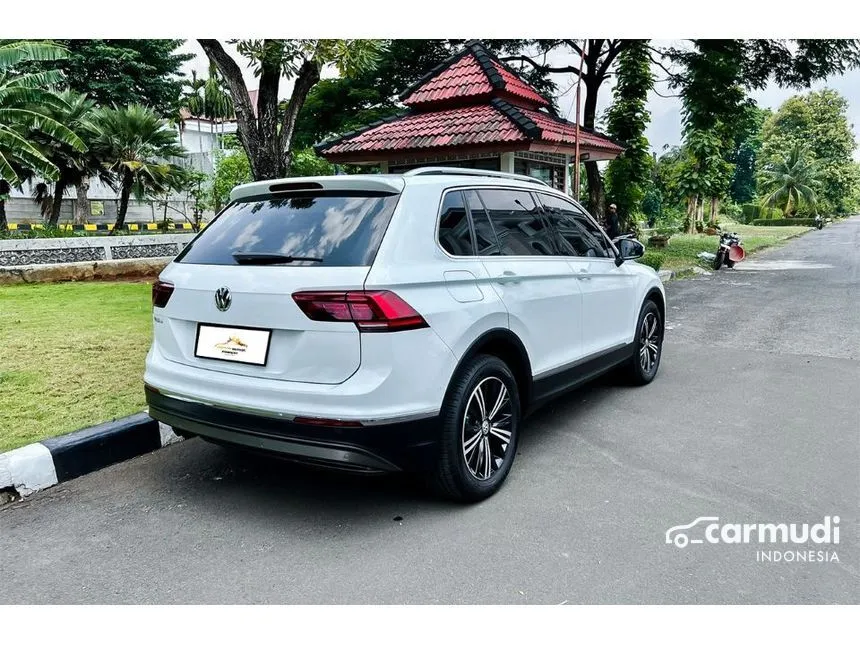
(152, 280), (174, 308)
(291, 290), (428, 332)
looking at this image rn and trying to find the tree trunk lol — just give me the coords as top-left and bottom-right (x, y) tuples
(582, 70), (604, 217)
(48, 182), (65, 228)
(0, 181), (8, 232)
(199, 39), (273, 180)
(709, 197), (719, 224)
(74, 176), (91, 224)
(696, 199), (705, 228)
(585, 161), (605, 218)
(113, 175), (133, 235)
(199, 39), (320, 181)
(279, 59), (320, 175)
(687, 195), (698, 234)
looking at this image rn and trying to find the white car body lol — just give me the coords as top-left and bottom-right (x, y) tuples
(144, 168), (665, 490)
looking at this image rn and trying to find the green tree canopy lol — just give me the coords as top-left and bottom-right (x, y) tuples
(759, 89), (858, 214)
(24, 40), (191, 117)
(604, 40), (654, 229)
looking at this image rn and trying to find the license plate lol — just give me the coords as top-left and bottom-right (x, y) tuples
(195, 324), (271, 366)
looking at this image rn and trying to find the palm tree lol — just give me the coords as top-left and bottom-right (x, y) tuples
(0, 40), (86, 231)
(90, 104), (185, 233)
(203, 62), (234, 151)
(181, 71), (206, 154)
(31, 91), (114, 226)
(759, 145), (821, 217)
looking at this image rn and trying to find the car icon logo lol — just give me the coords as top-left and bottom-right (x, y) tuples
(665, 517), (720, 548)
(214, 287), (231, 312)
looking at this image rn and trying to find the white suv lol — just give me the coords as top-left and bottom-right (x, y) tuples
(144, 168), (665, 501)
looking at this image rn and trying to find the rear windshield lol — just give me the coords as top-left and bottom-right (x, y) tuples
(176, 191), (400, 266)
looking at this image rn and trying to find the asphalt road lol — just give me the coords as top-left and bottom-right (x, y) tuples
(2, 218), (858, 604)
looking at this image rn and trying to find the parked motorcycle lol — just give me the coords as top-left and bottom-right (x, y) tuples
(713, 231), (745, 270)
(815, 214), (824, 230)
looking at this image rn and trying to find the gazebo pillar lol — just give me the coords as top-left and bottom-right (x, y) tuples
(379, 161), (389, 173)
(500, 152), (515, 174)
(563, 154), (571, 195)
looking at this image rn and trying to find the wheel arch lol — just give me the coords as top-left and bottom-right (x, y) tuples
(644, 286), (666, 322)
(448, 328), (533, 410)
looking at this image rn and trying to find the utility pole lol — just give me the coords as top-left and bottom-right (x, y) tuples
(573, 40), (587, 199)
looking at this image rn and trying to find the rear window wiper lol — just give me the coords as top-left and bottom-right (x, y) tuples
(232, 252), (324, 265)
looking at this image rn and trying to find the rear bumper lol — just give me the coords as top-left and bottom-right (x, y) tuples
(145, 386), (440, 473)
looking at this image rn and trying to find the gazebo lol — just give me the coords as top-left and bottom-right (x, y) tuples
(315, 41), (623, 194)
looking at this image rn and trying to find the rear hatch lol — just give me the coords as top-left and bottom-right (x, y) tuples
(153, 178), (403, 385)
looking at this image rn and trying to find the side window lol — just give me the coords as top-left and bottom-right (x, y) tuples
(438, 191), (474, 256)
(537, 193), (612, 258)
(464, 190), (501, 256)
(478, 189), (557, 256)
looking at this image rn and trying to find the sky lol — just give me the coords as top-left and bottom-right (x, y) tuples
(179, 40), (860, 161)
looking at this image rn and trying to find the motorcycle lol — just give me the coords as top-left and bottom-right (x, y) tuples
(815, 214), (824, 230)
(713, 231), (745, 271)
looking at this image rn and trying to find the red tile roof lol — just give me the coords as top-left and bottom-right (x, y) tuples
(316, 41), (623, 161)
(522, 107), (625, 153)
(319, 104), (527, 155)
(402, 54), (494, 107)
(318, 100), (622, 158)
(402, 42), (549, 109)
(489, 61), (549, 107)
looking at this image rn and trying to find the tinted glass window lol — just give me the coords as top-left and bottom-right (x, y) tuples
(465, 190), (501, 256)
(478, 189), (556, 256)
(537, 193), (612, 258)
(176, 192), (399, 266)
(438, 191), (474, 255)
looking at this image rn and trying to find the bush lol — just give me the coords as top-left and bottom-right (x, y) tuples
(721, 200), (742, 222)
(751, 218), (816, 226)
(741, 204), (783, 223)
(638, 251), (664, 271)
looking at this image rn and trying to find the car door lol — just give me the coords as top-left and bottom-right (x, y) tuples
(469, 188), (583, 378)
(536, 192), (638, 357)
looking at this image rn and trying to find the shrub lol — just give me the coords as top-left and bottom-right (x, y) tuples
(741, 204), (782, 222)
(751, 218), (816, 226)
(721, 200), (742, 222)
(638, 251), (664, 271)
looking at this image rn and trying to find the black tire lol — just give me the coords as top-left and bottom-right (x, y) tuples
(713, 249), (725, 271)
(725, 258), (736, 269)
(625, 300), (663, 385)
(431, 354), (521, 502)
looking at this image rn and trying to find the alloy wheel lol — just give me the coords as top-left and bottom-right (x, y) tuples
(461, 376), (513, 480)
(639, 312), (661, 374)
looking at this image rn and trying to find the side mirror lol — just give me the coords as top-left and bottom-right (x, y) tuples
(616, 238), (646, 264)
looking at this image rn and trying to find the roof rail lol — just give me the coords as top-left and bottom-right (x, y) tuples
(402, 166), (549, 187)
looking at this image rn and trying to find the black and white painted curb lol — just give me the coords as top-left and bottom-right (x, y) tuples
(0, 412), (182, 500)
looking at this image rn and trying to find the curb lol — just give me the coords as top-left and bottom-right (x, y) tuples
(657, 269), (675, 282)
(0, 412), (182, 500)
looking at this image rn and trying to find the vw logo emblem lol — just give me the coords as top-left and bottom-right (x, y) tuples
(214, 287), (231, 312)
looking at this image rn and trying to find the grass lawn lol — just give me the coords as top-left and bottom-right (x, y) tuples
(652, 223), (812, 272)
(0, 281), (152, 452)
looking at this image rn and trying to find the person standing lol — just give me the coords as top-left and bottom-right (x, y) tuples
(605, 203), (622, 239)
